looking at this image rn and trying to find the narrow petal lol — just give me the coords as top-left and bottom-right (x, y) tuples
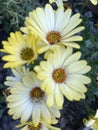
(36, 7), (48, 33)
(55, 84), (64, 108)
(45, 4), (55, 31)
(7, 96), (29, 108)
(66, 61), (87, 74)
(63, 52), (81, 66)
(41, 78), (52, 90)
(47, 93), (54, 107)
(21, 102), (33, 123)
(66, 79), (87, 93)
(49, 107), (61, 118)
(60, 84), (85, 101)
(62, 42), (80, 49)
(45, 81), (55, 95)
(60, 84), (73, 101)
(55, 7), (64, 30)
(62, 26), (84, 39)
(62, 13), (82, 35)
(41, 101), (51, 124)
(67, 74), (91, 84)
(77, 66), (91, 74)
(40, 61), (53, 72)
(60, 8), (72, 32)
(32, 103), (41, 126)
(62, 36), (83, 42)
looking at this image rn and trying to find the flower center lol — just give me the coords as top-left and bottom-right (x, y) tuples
(28, 123), (42, 130)
(30, 87), (45, 100)
(20, 47), (34, 61)
(52, 68), (66, 83)
(46, 31), (61, 45)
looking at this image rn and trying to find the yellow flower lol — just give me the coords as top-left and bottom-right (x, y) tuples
(83, 109), (98, 130)
(1, 31), (39, 68)
(16, 121), (61, 130)
(6, 71), (60, 126)
(34, 46), (91, 108)
(21, 4), (84, 54)
(4, 66), (30, 88)
(49, 0), (68, 7)
(90, 0), (98, 5)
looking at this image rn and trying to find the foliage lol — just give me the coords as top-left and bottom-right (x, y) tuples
(0, 84), (6, 119)
(0, 0), (46, 33)
(80, 15), (98, 102)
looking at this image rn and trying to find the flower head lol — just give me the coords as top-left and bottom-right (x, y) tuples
(21, 4), (84, 54)
(34, 46), (91, 108)
(83, 109), (98, 130)
(90, 0), (98, 5)
(6, 71), (60, 126)
(1, 31), (39, 68)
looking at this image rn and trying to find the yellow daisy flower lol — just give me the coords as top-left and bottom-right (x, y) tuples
(4, 66), (30, 88)
(90, 0), (98, 5)
(16, 121), (61, 130)
(1, 31), (39, 68)
(83, 109), (98, 130)
(6, 71), (60, 126)
(34, 46), (91, 108)
(21, 4), (84, 54)
(49, 0), (68, 7)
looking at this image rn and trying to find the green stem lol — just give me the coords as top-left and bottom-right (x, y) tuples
(83, 100), (95, 116)
(80, 0), (89, 13)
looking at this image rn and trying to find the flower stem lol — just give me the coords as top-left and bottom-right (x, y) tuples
(80, 0), (89, 13)
(83, 100), (95, 116)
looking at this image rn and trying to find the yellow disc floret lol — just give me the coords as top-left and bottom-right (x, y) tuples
(52, 68), (66, 83)
(30, 87), (45, 100)
(46, 31), (61, 45)
(20, 47), (34, 61)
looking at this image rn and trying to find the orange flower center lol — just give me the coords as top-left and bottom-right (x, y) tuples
(46, 31), (61, 45)
(30, 87), (44, 100)
(28, 123), (42, 130)
(52, 68), (66, 83)
(20, 47), (34, 61)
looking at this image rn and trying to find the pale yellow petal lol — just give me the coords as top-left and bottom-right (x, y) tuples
(77, 66), (91, 74)
(32, 103), (41, 126)
(45, 4), (55, 31)
(41, 102), (51, 124)
(90, 0), (98, 5)
(47, 93), (54, 107)
(66, 60), (87, 74)
(21, 102), (33, 123)
(55, 84), (64, 108)
(63, 52), (81, 66)
(62, 42), (80, 49)
(62, 26), (84, 39)
(66, 79), (87, 93)
(67, 74), (91, 84)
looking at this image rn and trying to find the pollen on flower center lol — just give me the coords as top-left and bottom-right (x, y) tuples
(46, 31), (62, 45)
(20, 47), (34, 61)
(52, 68), (66, 83)
(30, 87), (45, 100)
(28, 123), (42, 130)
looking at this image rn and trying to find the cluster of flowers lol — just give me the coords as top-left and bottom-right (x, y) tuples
(1, 0), (98, 130)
